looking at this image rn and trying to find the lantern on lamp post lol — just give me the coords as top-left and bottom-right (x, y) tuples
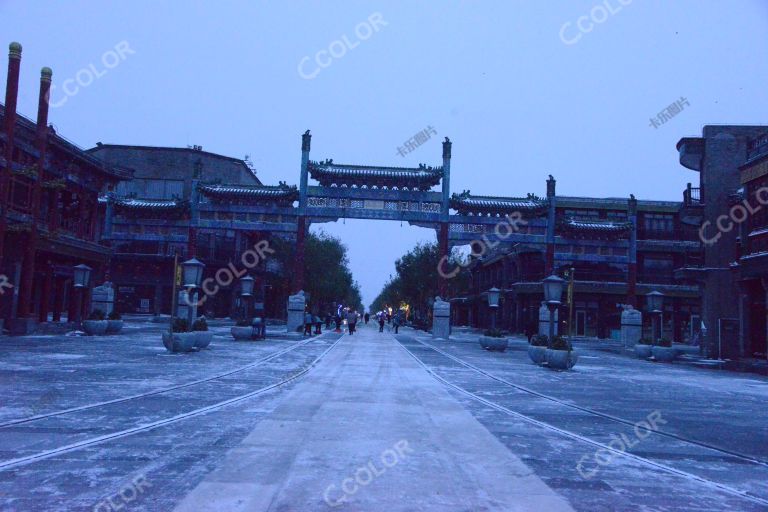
(542, 274), (565, 347)
(181, 258), (205, 325)
(72, 264), (92, 328)
(487, 287), (500, 330)
(646, 290), (664, 345)
(240, 274), (254, 319)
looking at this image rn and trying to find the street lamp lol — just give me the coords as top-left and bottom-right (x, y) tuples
(646, 290), (664, 344)
(181, 258), (205, 288)
(239, 275), (256, 337)
(543, 274), (565, 346)
(72, 264), (92, 328)
(181, 258), (205, 325)
(240, 275), (255, 296)
(487, 287), (500, 330)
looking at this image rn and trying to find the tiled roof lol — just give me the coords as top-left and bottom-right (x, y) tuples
(450, 192), (548, 215)
(561, 218), (633, 233)
(111, 197), (189, 212)
(198, 183), (298, 202)
(308, 160), (443, 190)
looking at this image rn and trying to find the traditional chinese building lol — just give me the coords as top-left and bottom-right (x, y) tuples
(677, 125), (768, 359)
(451, 177), (704, 343)
(88, 144), (298, 318)
(734, 131), (768, 359)
(0, 42), (131, 334)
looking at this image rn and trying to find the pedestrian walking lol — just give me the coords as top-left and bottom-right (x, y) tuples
(304, 311), (313, 336)
(325, 312), (331, 329)
(393, 309), (403, 334)
(364, 312), (370, 324)
(314, 315), (322, 335)
(346, 309), (358, 335)
(378, 311), (385, 333)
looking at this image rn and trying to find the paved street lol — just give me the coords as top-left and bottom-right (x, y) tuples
(0, 321), (767, 511)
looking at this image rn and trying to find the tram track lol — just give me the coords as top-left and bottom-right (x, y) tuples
(395, 335), (768, 508)
(0, 334), (319, 429)
(0, 333), (344, 472)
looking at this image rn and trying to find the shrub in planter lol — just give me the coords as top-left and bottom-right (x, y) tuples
(545, 335), (578, 370)
(192, 317), (213, 349)
(162, 318), (197, 353)
(83, 309), (108, 336)
(231, 318), (254, 341)
(634, 337), (653, 359)
(479, 328), (508, 352)
(652, 338), (676, 362)
(549, 335), (572, 351)
(528, 335), (548, 365)
(172, 318), (190, 333)
(106, 310), (123, 334)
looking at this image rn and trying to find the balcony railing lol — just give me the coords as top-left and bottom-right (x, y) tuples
(683, 183), (702, 206)
(747, 133), (768, 161)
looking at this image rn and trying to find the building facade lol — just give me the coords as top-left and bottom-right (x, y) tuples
(677, 125), (768, 359)
(88, 144), (297, 319)
(451, 178), (704, 343)
(0, 42), (129, 334)
(735, 132), (768, 359)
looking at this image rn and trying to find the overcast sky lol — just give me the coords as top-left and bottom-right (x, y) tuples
(3, 0), (767, 309)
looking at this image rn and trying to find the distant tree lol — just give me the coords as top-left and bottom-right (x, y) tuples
(269, 231), (362, 314)
(370, 242), (469, 320)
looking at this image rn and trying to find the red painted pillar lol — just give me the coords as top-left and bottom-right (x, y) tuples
(627, 195), (638, 307)
(52, 276), (64, 322)
(67, 281), (77, 322)
(48, 188), (60, 232)
(438, 222), (449, 298)
(38, 265), (52, 322)
(545, 175), (556, 275)
(18, 67), (52, 318)
(0, 42), (22, 269)
(293, 216), (306, 293)
(187, 227), (197, 258)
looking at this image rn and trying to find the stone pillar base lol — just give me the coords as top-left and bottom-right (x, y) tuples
(620, 306), (642, 348)
(287, 291), (306, 333)
(432, 297), (451, 339)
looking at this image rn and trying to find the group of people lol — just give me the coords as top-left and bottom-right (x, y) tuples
(374, 309), (405, 334)
(303, 306), (407, 336)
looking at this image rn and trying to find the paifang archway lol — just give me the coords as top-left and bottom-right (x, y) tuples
(290, 131), (552, 298)
(143, 130), (562, 327)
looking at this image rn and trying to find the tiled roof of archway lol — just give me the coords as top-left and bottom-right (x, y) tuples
(450, 192), (548, 215)
(308, 160), (443, 190)
(198, 183), (298, 202)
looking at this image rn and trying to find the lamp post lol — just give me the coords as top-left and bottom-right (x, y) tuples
(72, 264), (92, 329)
(646, 290), (664, 345)
(240, 274), (255, 335)
(487, 287), (500, 331)
(543, 274), (565, 347)
(181, 258), (205, 326)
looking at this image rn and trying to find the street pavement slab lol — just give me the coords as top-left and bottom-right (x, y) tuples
(174, 324), (575, 511)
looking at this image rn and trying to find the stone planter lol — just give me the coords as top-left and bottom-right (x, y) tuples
(652, 346), (676, 362)
(546, 349), (578, 370)
(231, 326), (254, 340)
(634, 344), (653, 359)
(83, 320), (108, 336)
(162, 332), (197, 353)
(479, 336), (508, 352)
(193, 331), (213, 349)
(106, 320), (123, 334)
(528, 345), (547, 365)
